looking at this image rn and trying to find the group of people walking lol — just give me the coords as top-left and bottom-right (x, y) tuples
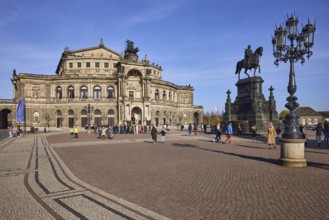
(112, 124), (149, 134)
(69, 126), (79, 139)
(67, 120), (329, 148)
(311, 120), (329, 147)
(8, 126), (23, 138)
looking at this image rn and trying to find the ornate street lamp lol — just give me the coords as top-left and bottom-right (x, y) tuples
(45, 113), (50, 128)
(272, 14), (316, 167)
(272, 15), (316, 138)
(84, 104), (94, 133)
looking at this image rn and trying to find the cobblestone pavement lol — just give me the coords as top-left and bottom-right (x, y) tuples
(1, 129), (329, 220)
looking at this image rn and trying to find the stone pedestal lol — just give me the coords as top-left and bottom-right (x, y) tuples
(280, 138), (307, 167)
(223, 76), (279, 134)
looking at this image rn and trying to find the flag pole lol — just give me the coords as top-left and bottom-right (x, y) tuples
(23, 97), (26, 133)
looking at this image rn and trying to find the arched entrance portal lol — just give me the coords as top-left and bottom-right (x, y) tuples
(68, 110), (75, 128)
(131, 107), (142, 125)
(0, 109), (12, 129)
(194, 112), (200, 126)
(108, 109), (115, 127)
(56, 110), (63, 128)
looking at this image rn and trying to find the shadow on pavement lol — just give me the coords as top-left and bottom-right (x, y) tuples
(173, 142), (329, 170)
(171, 142), (280, 166)
(172, 143), (198, 148)
(235, 144), (265, 150)
(307, 161), (329, 170)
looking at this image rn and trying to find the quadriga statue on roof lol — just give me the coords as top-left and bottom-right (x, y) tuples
(124, 40), (140, 57)
(235, 45), (263, 80)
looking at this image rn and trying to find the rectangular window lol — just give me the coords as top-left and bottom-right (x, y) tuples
(81, 91), (88, 99)
(94, 91), (101, 100)
(95, 62), (100, 68)
(104, 63), (109, 68)
(86, 62), (91, 68)
(129, 91), (134, 99)
(69, 63), (73, 68)
(77, 62), (81, 68)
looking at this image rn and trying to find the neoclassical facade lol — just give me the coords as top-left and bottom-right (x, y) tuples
(0, 40), (203, 129)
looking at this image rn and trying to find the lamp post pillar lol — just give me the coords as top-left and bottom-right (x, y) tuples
(85, 104), (93, 134)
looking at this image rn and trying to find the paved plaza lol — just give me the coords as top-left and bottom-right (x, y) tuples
(0, 129), (328, 220)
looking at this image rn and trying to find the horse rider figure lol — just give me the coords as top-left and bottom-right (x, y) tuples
(244, 45), (253, 67)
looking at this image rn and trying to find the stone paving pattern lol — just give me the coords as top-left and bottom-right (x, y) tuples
(0, 129), (329, 219)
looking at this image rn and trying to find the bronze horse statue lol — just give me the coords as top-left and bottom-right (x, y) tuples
(235, 46), (263, 80)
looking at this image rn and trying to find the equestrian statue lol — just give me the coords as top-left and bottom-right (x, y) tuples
(235, 45), (263, 80)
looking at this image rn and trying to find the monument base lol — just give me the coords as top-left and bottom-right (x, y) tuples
(279, 138), (307, 168)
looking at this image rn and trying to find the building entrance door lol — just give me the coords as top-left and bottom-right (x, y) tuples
(194, 112), (200, 126)
(108, 117), (114, 127)
(131, 107), (142, 125)
(81, 117), (87, 128)
(69, 118), (74, 128)
(56, 118), (62, 128)
(95, 117), (101, 126)
(0, 109), (11, 129)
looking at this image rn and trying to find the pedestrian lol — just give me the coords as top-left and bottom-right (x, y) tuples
(159, 126), (167, 144)
(74, 126), (79, 138)
(213, 123), (222, 143)
(225, 122), (233, 144)
(181, 124), (184, 132)
(299, 124), (307, 145)
(144, 124), (148, 133)
(267, 122), (276, 150)
(151, 124), (158, 144)
(203, 124), (207, 133)
(313, 123), (324, 147)
(193, 123), (198, 136)
(8, 127), (12, 138)
(251, 124), (257, 142)
(323, 120), (329, 145)
(237, 124), (242, 135)
(97, 127), (102, 139)
(106, 127), (111, 139)
(69, 127), (74, 139)
(188, 123), (192, 136)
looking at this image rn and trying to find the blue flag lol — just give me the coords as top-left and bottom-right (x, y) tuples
(16, 98), (25, 122)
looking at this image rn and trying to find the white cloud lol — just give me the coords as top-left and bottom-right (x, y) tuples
(123, 0), (184, 25)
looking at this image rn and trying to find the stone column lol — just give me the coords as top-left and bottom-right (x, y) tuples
(280, 138), (307, 167)
(122, 78), (127, 97)
(224, 89), (232, 122)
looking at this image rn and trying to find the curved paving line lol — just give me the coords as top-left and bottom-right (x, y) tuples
(46, 137), (170, 220)
(21, 135), (168, 220)
(0, 138), (16, 151)
(34, 137), (75, 195)
(24, 137), (65, 220)
(48, 138), (169, 220)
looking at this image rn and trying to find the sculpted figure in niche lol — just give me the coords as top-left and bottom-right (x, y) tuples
(32, 87), (39, 98)
(33, 112), (39, 122)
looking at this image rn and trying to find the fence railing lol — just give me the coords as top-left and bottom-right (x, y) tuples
(0, 99), (14, 103)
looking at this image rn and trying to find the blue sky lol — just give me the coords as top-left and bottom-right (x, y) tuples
(0, 0), (328, 113)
